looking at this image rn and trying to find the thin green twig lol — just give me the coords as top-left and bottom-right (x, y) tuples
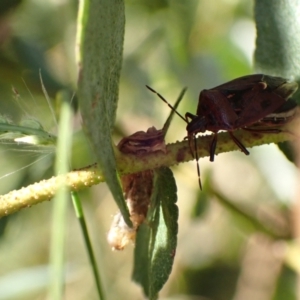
(71, 191), (105, 300)
(48, 98), (73, 299)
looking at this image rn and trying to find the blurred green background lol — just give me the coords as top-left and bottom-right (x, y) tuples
(0, 1), (298, 299)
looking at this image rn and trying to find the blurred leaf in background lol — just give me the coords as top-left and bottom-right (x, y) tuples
(0, 1), (298, 300)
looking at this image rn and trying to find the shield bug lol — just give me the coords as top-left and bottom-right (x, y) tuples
(147, 74), (298, 188)
(186, 74), (298, 161)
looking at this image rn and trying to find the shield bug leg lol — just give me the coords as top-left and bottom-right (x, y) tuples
(243, 127), (282, 134)
(192, 135), (202, 190)
(186, 112), (198, 122)
(187, 126), (203, 189)
(186, 132), (203, 189)
(209, 133), (218, 162)
(228, 131), (250, 155)
(186, 111), (206, 158)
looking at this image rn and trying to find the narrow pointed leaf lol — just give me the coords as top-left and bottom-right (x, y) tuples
(76, 0), (131, 226)
(132, 167), (178, 300)
(162, 88), (187, 136)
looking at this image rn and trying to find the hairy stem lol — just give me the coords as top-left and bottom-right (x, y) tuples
(0, 117), (298, 218)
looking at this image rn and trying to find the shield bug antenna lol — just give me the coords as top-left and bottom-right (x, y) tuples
(146, 85), (187, 123)
(146, 85), (203, 190)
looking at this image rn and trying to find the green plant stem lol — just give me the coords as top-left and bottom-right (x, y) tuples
(71, 191), (105, 300)
(0, 121), (298, 219)
(48, 99), (73, 299)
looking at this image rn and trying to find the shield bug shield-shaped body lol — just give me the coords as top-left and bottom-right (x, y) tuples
(186, 74), (298, 161)
(147, 74), (298, 188)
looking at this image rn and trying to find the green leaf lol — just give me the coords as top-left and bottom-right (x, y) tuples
(76, 0), (131, 226)
(132, 167), (178, 300)
(254, 1), (300, 80)
(254, 1), (300, 163)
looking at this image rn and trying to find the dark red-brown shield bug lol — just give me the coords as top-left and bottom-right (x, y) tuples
(147, 74), (298, 188)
